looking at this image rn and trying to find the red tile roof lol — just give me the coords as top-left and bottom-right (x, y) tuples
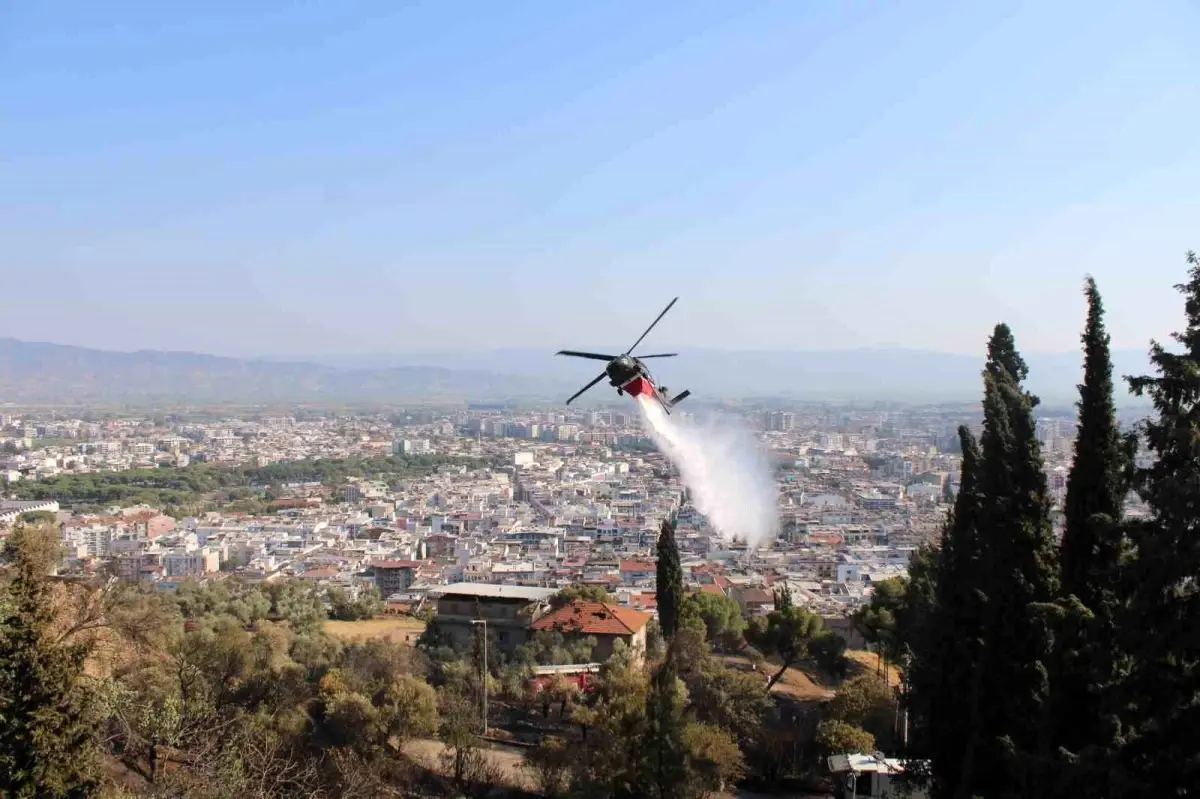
(619, 559), (656, 573)
(373, 561), (421, 569)
(531, 601), (651, 636)
(628, 593), (658, 609)
(699, 583), (727, 597)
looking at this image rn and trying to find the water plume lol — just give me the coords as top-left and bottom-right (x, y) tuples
(636, 395), (777, 548)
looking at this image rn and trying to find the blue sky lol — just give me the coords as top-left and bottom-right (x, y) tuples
(2, 1), (1199, 358)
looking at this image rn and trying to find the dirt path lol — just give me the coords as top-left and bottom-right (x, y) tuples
(403, 737), (534, 791)
(404, 737), (831, 798)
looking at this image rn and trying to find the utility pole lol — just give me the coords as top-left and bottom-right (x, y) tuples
(471, 619), (488, 736)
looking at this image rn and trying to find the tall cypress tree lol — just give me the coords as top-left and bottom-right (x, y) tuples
(656, 519), (683, 641)
(1061, 276), (1129, 606)
(643, 657), (688, 799)
(911, 425), (985, 799)
(972, 324), (1058, 798)
(0, 524), (101, 797)
(1119, 251), (1200, 796)
(1052, 277), (1132, 790)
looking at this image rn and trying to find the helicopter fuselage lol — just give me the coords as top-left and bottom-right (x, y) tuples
(606, 356), (663, 398)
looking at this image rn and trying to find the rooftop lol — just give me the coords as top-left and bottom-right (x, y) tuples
(532, 600), (651, 636)
(827, 753), (924, 776)
(432, 582), (557, 601)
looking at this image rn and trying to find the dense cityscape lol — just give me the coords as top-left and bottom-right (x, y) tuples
(1, 401), (1117, 607)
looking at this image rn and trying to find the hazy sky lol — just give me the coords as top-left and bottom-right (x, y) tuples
(3, 1), (1199, 358)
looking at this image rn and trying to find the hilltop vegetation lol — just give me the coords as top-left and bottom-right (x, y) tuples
(0, 519), (878, 798)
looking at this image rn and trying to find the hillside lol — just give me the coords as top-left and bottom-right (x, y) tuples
(0, 338), (566, 404)
(0, 337), (1157, 405)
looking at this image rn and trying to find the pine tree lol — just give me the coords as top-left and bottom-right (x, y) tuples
(1052, 276), (1133, 791)
(0, 524), (101, 797)
(1119, 251), (1200, 796)
(971, 324), (1058, 798)
(656, 519), (683, 641)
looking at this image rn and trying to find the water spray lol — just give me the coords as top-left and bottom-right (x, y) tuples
(636, 395), (777, 548)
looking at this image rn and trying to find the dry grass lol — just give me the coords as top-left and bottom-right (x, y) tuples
(323, 616), (427, 644)
(846, 649), (902, 687)
(716, 654), (834, 702)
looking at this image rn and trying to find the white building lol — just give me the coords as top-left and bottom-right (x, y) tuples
(163, 548), (221, 578)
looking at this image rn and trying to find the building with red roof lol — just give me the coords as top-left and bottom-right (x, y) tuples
(531, 600), (652, 663)
(618, 559), (656, 586)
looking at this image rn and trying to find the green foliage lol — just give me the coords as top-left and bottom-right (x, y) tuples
(1049, 276), (1136, 790)
(854, 577), (906, 671)
(906, 327), (1060, 799)
(265, 580), (326, 634)
(173, 578), (328, 634)
(1061, 276), (1132, 610)
(514, 629), (598, 666)
(681, 721), (745, 796)
(91, 576), (447, 795)
(682, 591), (746, 650)
(745, 603), (822, 690)
(826, 673), (897, 749)
(656, 519), (683, 640)
(550, 584), (614, 608)
(0, 524), (103, 797)
(908, 425), (984, 797)
(645, 658), (689, 798)
(815, 719), (875, 756)
(9, 453), (482, 511)
(437, 686), (484, 786)
(809, 629), (849, 679)
(571, 652), (652, 798)
(1120, 251), (1200, 796)
(18, 510), (56, 525)
(378, 673), (439, 744)
(687, 658), (771, 749)
(328, 584), (384, 621)
(525, 735), (573, 798)
(969, 324), (1059, 796)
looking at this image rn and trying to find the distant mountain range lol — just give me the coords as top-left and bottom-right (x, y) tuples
(0, 338), (1155, 406)
(263, 346), (1157, 406)
(0, 339), (565, 404)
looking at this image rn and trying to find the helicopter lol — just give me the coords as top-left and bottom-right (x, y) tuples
(556, 297), (691, 414)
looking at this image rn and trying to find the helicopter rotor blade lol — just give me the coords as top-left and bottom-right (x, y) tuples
(566, 372), (608, 405)
(556, 350), (618, 361)
(635, 353), (677, 359)
(624, 297), (678, 356)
